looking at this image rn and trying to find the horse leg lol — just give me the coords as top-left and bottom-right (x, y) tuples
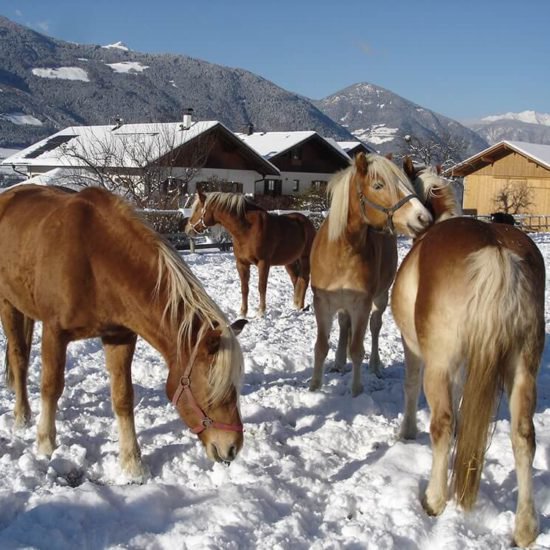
(257, 260), (270, 316)
(506, 355), (538, 547)
(368, 291), (389, 377)
(284, 261), (305, 310)
(0, 302), (34, 428)
(236, 260), (250, 317)
(334, 311), (350, 372)
(399, 337), (423, 440)
(294, 255), (311, 310)
(37, 324), (67, 456)
(102, 333), (145, 478)
(348, 309), (369, 397)
(422, 365), (453, 516)
(310, 295), (333, 391)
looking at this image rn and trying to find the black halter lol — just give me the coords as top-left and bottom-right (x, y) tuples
(356, 183), (417, 234)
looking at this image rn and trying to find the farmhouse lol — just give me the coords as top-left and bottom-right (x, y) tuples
(446, 140), (550, 215)
(1, 117), (279, 201)
(236, 130), (353, 195)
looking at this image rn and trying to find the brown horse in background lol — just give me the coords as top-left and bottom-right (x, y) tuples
(392, 165), (545, 547)
(0, 184), (246, 477)
(186, 191), (316, 317)
(309, 153), (432, 396)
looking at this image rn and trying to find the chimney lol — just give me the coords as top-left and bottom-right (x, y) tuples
(182, 108), (194, 129)
(246, 123), (254, 135)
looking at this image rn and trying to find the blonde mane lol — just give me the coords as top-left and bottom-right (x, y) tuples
(413, 167), (461, 221)
(192, 191), (256, 221)
(127, 204), (241, 407)
(327, 154), (414, 241)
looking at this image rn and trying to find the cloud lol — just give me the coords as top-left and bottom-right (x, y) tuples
(35, 20), (50, 33)
(15, 10), (23, 17)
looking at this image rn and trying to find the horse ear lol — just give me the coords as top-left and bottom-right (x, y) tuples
(230, 318), (248, 336)
(403, 156), (415, 179)
(435, 164), (442, 175)
(203, 328), (222, 355)
(385, 152), (393, 161)
(354, 152), (369, 176)
(197, 190), (207, 204)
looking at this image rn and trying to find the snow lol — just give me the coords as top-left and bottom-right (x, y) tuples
(0, 112), (43, 126)
(0, 234), (549, 549)
(482, 111), (550, 126)
(353, 125), (399, 145)
(102, 42), (130, 52)
(31, 67), (90, 82)
(106, 62), (149, 74)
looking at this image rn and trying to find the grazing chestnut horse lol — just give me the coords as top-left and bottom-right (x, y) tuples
(309, 153), (432, 396)
(392, 166), (545, 547)
(0, 184), (246, 476)
(186, 191), (316, 317)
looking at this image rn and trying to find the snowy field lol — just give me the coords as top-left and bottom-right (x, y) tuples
(0, 235), (550, 549)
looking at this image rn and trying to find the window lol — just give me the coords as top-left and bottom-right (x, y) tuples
(264, 179), (282, 196)
(293, 179), (300, 192)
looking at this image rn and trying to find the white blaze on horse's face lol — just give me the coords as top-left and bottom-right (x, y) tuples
(354, 153), (432, 238)
(390, 179), (432, 237)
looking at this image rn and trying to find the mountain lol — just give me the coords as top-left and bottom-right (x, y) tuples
(314, 83), (489, 160)
(0, 16), (352, 149)
(467, 111), (550, 145)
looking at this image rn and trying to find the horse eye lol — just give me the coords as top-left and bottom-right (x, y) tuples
(373, 181), (385, 190)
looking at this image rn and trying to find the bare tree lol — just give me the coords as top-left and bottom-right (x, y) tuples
(492, 181), (534, 214)
(396, 130), (470, 170)
(60, 124), (216, 208)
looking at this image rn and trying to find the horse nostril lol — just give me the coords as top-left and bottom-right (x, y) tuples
(419, 212), (431, 226)
(227, 445), (237, 462)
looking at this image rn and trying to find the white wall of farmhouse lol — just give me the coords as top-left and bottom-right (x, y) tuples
(178, 167), (268, 195)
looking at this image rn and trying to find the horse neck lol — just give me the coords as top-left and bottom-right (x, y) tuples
(344, 189), (371, 238)
(427, 189), (458, 223)
(209, 205), (250, 238)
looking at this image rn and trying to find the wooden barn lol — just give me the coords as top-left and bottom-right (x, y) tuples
(446, 140), (550, 215)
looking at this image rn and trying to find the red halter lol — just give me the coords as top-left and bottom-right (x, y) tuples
(171, 345), (243, 434)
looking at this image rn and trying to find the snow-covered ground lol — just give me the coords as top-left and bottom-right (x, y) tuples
(0, 235), (549, 549)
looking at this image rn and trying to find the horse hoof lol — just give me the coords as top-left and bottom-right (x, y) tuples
(37, 436), (55, 458)
(513, 512), (538, 548)
(309, 381), (321, 392)
(399, 425), (418, 440)
(422, 493), (446, 517)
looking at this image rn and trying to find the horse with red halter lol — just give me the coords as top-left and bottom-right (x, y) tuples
(0, 184), (246, 476)
(309, 153), (432, 396)
(186, 191), (316, 317)
(392, 163), (545, 547)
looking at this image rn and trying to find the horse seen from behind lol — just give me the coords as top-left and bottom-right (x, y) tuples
(392, 163), (545, 547)
(186, 191), (316, 317)
(0, 184), (246, 477)
(309, 153), (432, 396)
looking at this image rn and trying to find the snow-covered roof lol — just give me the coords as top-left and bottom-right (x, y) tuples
(236, 131), (350, 162)
(336, 140), (376, 155)
(446, 140), (550, 176)
(2, 121), (279, 175)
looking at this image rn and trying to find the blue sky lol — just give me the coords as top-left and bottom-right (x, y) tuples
(1, 0), (548, 121)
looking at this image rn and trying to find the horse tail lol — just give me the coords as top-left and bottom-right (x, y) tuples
(4, 315), (34, 389)
(453, 245), (532, 509)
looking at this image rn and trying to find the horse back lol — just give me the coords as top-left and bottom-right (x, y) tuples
(0, 185), (157, 333)
(241, 210), (315, 265)
(393, 217), (544, 354)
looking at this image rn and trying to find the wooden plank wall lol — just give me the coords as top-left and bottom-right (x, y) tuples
(463, 152), (550, 214)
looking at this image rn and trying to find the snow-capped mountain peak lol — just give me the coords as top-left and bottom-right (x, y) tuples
(481, 110), (550, 126)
